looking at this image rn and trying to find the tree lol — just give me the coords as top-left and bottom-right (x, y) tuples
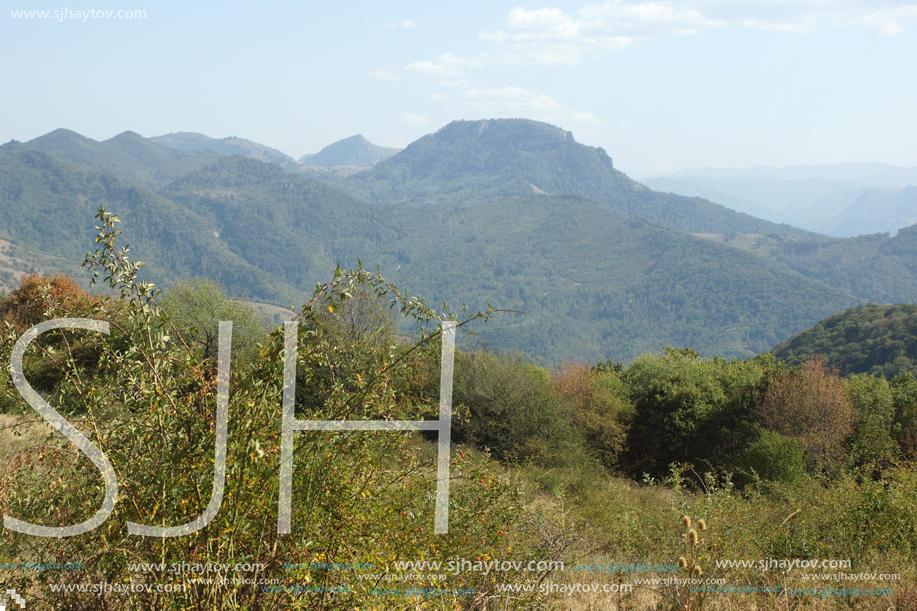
(623, 349), (768, 479)
(755, 356), (853, 476)
(0, 206), (523, 609)
(157, 277), (269, 366)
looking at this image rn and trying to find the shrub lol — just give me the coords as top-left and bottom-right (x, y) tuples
(756, 356), (853, 477)
(0, 272), (99, 330)
(845, 373), (899, 475)
(891, 372), (917, 460)
(738, 429), (804, 484)
(623, 349), (767, 479)
(157, 277), (270, 366)
(453, 349), (584, 467)
(552, 359), (632, 471)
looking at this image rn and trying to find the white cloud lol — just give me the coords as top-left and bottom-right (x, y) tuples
(405, 53), (485, 77)
(398, 113), (430, 126)
(460, 87), (602, 124)
(431, 93), (448, 101)
(477, 3), (724, 65)
(735, 2), (917, 35)
(386, 19), (416, 29)
(384, 1), (917, 84)
(855, 6), (917, 35)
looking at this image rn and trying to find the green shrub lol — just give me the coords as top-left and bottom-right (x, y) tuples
(738, 429), (804, 484)
(453, 349), (586, 468)
(623, 348), (768, 479)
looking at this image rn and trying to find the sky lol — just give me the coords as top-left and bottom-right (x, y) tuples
(2, 0), (916, 176)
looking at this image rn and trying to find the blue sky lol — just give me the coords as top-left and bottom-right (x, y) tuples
(3, 0), (916, 175)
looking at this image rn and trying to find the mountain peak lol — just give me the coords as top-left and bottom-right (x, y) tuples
(151, 132), (293, 165)
(439, 118), (575, 143)
(299, 134), (402, 167)
(28, 128), (99, 152)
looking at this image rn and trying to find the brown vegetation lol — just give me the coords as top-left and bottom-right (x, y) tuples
(756, 356), (854, 475)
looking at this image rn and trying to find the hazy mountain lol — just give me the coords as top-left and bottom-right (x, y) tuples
(772, 304), (917, 379)
(643, 163), (917, 237)
(645, 162), (917, 187)
(822, 188), (917, 237)
(151, 132), (295, 165)
(0, 140), (305, 304)
(299, 134), (402, 167)
(0, 131), (862, 363)
(317, 119), (814, 237)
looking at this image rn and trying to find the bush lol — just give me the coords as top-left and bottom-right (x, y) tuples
(623, 348), (768, 479)
(756, 356), (853, 477)
(845, 373), (899, 475)
(891, 373), (917, 460)
(738, 429), (804, 484)
(157, 277), (270, 366)
(552, 359), (632, 471)
(453, 349), (585, 467)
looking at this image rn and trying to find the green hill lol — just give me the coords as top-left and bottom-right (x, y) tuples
(768, 224), (917, 304)
(161, 154), (856, 362)
(300, 134), (402, 167)
(26, 129), (224, 189)
(318, 119), (815, 237)
(772, 304), (917, 379)
(0, 128), (867, 363)
(0, 141), (304, 304)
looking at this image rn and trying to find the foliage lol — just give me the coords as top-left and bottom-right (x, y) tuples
(156, 277), (270, 365)
(452, 349), (586, 468)
(622, 348), (772, 479)
(0, 207), (530, 610)
(772, 303), (917, 379)
(738, 429), (805, 484)
(892, 372), (917, 460)
(845, 373), (900, 475)
(551, 359), (632, 471)
(755, 356), (854, 476)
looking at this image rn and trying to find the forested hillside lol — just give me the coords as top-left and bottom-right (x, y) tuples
(7, 123), (914, 363)
(772, 303), (917, 379)
(315, 119), (816, 236)
(0, 141), (304, 304)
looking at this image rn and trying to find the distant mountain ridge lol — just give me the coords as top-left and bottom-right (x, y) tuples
(643, 162), (917, 186)
(300, 134), (402, 167)
(151, 132), (295, 165)
(310, 118), (815, 237)
(772, 304), (917, 379)
(8, 122), (917, 363)
(642, 163), (917, 237)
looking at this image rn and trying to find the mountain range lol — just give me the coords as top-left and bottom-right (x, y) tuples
(298, 134), (402, 167)
(2, 119), (916, 363)
(641, 163), (917, 237)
